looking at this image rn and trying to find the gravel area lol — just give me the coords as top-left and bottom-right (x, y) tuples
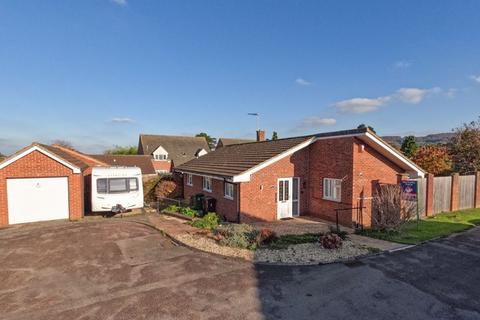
(175, 233), (371, 265)
(254, 241), (371, 265)
(175, 233), (254, 261)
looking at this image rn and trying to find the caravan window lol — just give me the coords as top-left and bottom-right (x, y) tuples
(129, 178), (139, 191)
(97, 179), (107, 194)
(109, 178), (128, 193)
(96, 178), (139, 194)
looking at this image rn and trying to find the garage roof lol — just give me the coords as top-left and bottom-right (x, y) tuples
(0, 143), (84, 173)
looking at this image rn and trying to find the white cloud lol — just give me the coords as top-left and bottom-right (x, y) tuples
(445, 88), (457, 98)
(394, 60), (412, 69)
(333, 86), (443, 113)
(470, 75), (480, 84)
(295, 78), (312, 86)
(334, 97), (390, 113)
(300, 117), (337, 128)
(110, 0), (127, 6)
(110, 117), (135, 123)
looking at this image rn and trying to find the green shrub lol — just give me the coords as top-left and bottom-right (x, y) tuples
(328, 225), (349, 240)
(268, 233), (321, 250)
(190, 212), (220, 229)
(179, 207), (198, 218)
(165, 204), (179, 213)
(215, 224), (260, 250)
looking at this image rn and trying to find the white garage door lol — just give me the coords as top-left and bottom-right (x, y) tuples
(7, 177), (69, 224)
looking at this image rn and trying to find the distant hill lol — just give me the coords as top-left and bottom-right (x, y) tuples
(382, 133), (455, 148)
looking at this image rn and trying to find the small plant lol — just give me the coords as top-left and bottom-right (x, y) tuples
(190, 212), (219, 229)
(214, 224), (260, 250)
(320, 232), (343, 249)
(268, 233), (321, 250)
(256, 228), (277, 245)
(165, 204), (179, 213)
(179, 207), (198, 218)
(328, 225), (349, 240)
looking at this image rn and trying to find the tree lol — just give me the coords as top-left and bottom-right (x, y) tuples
(0, 152), (5, 162)
(411, 145), (452, 175)
(271, 131), (278, 140)
(357, 124), (376, 134)
(52, 140), (74, 149)
(400, 136), (418, 158)
(448, 117), (480, 174)
(196, 132), (217, 149)
(104, 146), (138, 155)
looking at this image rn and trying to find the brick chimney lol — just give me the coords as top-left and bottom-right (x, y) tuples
(256, 130), (265, 142)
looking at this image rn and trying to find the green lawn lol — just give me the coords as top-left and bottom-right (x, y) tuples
(359, 208), (480, 244)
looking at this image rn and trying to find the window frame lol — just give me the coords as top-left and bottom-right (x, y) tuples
(186, 174), (193, 186)
(96, 177), (139, 194)
(323, 178), (342, 202)
(202, 176), (212, 192)
(224, 182), (234, 200)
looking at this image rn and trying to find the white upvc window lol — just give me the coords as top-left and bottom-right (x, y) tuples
(323, 178), (342, 202)
(154, 154), (167, 160)
(202, 177), (212, 192)
(186, 174), (193, 186)
(224, 182), (234, 200)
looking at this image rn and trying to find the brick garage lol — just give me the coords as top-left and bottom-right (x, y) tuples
(0, 144), (84, 227)
(176, 128), (425, 228)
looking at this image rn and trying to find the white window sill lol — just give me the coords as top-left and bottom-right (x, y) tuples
(203, 189), (212, 193)
(186, 184), (193, 187)
(323, 197), (341, 203)
(224, 195), (234, 200)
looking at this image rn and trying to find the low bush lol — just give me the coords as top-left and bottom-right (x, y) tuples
(320, 232), (343, 249)
(268, 233), (321, 250)
(328, 226), (349, 240)
(190, 212), (220, 229)
(164, 204), (179, 213)
(214, 225), (277, 250)
(179, 207), (198, 218)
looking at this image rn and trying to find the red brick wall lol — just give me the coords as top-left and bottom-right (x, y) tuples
(152, 160), (172, 172)
(239, 148), (309, 222)
(0, 150), (84, 226)
(182, 174), (238, 221)
(352, 138), (404, 228)
(307, 138), (355, 226)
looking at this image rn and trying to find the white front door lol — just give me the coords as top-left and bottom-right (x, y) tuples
(277, 178), (293, 219)
(7, 177), (69, 224)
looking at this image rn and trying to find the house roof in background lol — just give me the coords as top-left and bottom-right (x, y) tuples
(217, 138), (255, 148)
(138, 134), (210, 166)
(90, 154), (156, 175)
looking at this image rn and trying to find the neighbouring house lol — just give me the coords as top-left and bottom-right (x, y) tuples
(90, 154), (157, 179)
(138, 134), (210, 173)
(174, 128), (425, 228)
(216, 138), (255, 148)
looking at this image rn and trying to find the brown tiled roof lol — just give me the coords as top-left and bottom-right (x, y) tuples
(138, 134), (210, 166)
(39, 144), (91, 170)
(175, 135), (314, 178)
(217, 138), (255, 148)
(90, 155), (156, 175)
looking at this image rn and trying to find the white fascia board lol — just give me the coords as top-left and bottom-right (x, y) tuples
(0, 145), (82, 174)
(232, 137), (316, 182)
(364, 132), (425, 178)
(174, 169), (227, 181)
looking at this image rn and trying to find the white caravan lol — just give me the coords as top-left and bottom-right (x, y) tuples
(91, 167), (144, 213)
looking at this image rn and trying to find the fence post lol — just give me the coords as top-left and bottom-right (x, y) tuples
(475, 171), (480, 209)
(425, 173), (434, 216)
(450, 173), (460, 212)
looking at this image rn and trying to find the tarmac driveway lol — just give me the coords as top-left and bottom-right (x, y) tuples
(1, 219), (479, 320)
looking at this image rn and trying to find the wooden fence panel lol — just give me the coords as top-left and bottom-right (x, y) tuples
(459, 175), (475, 210)
(415, 178), (427, 217)
(433, 176), (452, 214)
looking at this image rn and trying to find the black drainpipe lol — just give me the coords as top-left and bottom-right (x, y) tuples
(236, 182), (241, 223)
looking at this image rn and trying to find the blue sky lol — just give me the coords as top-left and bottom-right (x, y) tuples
(1, 0), (479, 154)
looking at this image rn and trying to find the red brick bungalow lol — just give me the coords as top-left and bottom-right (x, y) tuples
(174, 128), (425, 228)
